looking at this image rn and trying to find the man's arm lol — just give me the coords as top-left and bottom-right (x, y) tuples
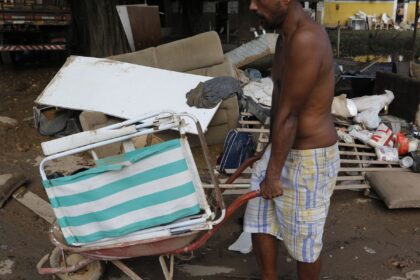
(261, 31), (323, 199)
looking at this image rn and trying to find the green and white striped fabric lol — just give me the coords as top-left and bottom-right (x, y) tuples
(42, 139), (201, 246)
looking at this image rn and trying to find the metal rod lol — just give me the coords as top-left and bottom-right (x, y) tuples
(337, 25), (341, 57)
(178, 113), (224, 211)
(39, 123), (179, 180)
(170, 191), (259, 255)
(158, 255), (173, 280)
(97, 111), (175, 131)
(412, 0), (419, 61)
(226, 19), (230, 44)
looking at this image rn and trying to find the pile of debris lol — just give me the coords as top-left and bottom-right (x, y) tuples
(347, 10), (414, 31)
(333, 91), (419, 170)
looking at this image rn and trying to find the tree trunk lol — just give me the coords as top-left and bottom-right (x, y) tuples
(71, 0), (130, 57)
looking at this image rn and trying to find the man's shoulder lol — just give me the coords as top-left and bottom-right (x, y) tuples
(289, 23), (327, 50)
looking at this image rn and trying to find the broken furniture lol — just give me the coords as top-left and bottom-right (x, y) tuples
(36, 112), (259, 280)
(107, 31), (240, 146)
(348, 17), (367, 30)
(227, 120), (411, 192)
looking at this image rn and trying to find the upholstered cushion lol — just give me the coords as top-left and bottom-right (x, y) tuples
(187, 58), (237, 78)
(108, 47), (158, 68)
(366, 171), (420, 209)
(155, 31), (225, 72)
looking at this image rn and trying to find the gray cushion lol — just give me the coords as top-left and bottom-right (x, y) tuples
(366, 171), (420, 209)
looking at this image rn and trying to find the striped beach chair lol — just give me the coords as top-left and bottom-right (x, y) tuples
(39, 113), (218, 247)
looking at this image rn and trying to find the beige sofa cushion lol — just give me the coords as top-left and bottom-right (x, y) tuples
(110, 31), (225, 74)
(109, 47), (158, 68)
(187, 58), (237, 78)
(155, 31), (225, 72)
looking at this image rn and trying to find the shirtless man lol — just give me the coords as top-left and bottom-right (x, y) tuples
(244, 1), (340, 280)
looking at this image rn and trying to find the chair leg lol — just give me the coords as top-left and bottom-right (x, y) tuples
(111, 260), (144, 280)
(159, 255), (174, 280)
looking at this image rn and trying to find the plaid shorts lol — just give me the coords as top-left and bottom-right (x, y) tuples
(244, 144), (340, 263)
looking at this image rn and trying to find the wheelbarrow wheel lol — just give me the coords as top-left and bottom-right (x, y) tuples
(49, 247), (103, 280)
(175, 251), (195, 261)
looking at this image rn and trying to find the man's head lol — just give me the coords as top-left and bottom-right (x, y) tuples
(249, 0), (292, 29)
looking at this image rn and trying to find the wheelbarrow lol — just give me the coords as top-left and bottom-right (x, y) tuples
(36, 112), (261, 280)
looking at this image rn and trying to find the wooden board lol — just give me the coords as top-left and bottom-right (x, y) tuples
(13, 188), (55, 224)
(127, 5), (161, 50)
(116, 5), (136, 52)
(35, 56), (217, 135)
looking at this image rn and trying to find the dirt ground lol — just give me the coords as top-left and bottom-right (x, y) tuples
(0, 62), (420, 280)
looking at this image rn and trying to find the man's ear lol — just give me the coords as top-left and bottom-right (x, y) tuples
(277, 0), (290, 7)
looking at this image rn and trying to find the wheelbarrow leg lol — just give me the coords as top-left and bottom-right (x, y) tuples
(111, 260), (144, 280)
(159, 254), (174, 280)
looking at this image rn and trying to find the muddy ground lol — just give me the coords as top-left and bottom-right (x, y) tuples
(0, 62), (420, 280)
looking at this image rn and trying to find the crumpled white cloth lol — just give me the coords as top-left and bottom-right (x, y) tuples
(243, 77), (273, 107)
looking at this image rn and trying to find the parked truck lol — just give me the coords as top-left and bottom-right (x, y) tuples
(0, 0), (71, 62)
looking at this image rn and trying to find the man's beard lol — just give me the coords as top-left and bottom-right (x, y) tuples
(256, 13), (282, 29)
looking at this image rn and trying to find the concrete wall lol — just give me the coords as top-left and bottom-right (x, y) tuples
(406, 1), (419, 23)
(323, 0), (395, 27)
(322, 0), (418, 27)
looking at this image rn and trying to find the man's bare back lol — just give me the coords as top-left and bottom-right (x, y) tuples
(271, 18), (337, 150)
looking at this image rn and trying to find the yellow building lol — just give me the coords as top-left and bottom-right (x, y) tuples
(320, 0), (419, 27)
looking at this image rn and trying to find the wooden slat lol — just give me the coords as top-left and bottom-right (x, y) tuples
(203, 184), (250, 189)
(339, 151), (376, 156)
(224, 168), (252, 174)
(239, 120), (262, 125)
(336, 176), (365, 181)
(241, 112), (253, 116)
(223, 190), (250, 195)
(339, 167), (409, 172)
(219, 178), (251, 184)
(339, 159), (400, 165)
(335, 184), (370, 190)
(338, 142), (370, 149)
(237, 128), (270, 133)
(13, 188), (55, 224)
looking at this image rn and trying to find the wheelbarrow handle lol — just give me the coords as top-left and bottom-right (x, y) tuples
(36, 254), (50, 274)
(171, 190), (260, 254)
(224, 153), (263, 185)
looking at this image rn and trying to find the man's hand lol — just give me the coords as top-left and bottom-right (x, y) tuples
(260, 177), (283, 199)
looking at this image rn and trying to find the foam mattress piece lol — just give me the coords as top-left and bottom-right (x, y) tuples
(366, 171), (420, 209)
(36, 56), (219, 134)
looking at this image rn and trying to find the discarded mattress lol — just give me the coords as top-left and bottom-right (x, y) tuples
(226, 33), (278, 69)
(36, 56), (218, 134)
